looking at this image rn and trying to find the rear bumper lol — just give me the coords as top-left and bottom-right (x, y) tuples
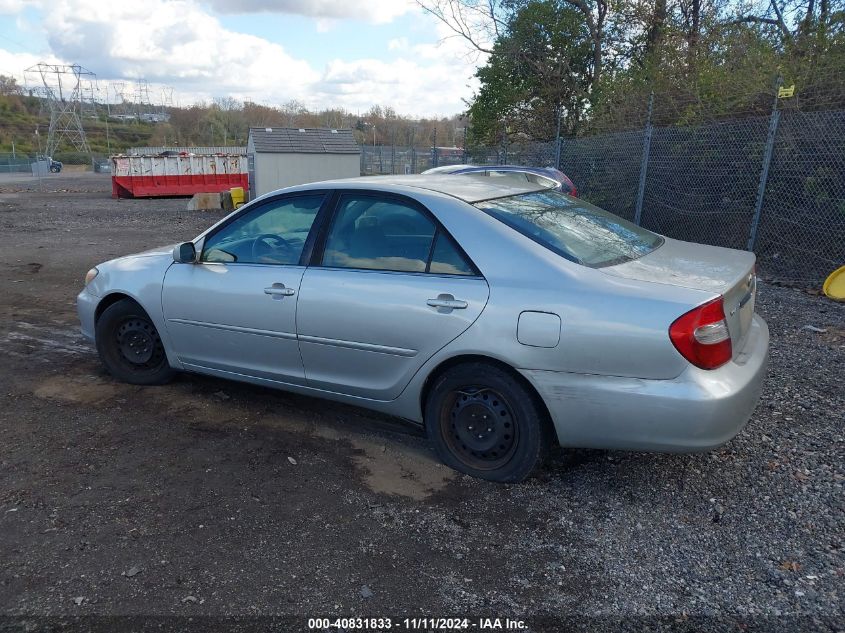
(521, 314), (770, 452)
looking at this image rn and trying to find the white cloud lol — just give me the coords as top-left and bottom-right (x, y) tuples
(34, 0), (319, 98)
(203, 0), (415, 24)
(0, 0), (35, 14)
(0, 48), (56, 86)
(0, 0), (481, 117)
(313, 57), (477, 116)
(387, 37), (409, 51)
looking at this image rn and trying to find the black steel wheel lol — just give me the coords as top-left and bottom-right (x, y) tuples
(425, 362), (553, 482)
(442, 387), (519, 471)
(115, 317), (165, 369)
(95, 299), (175, 385)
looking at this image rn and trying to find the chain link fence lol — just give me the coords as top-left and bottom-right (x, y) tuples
(639, 118), (768, 251)
(360, 140), (558, 175)
(559, 130), (644, 223)
(0, 153), (35, 173)
(755, 110), (845, 285)
(564, 108), (845, 287)
(361, 106), (845, 288)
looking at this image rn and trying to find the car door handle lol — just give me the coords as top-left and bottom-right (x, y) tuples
(427, 296), (468, 310)
(264, 284), (295, 298)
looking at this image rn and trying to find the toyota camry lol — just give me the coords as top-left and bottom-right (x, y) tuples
(77, 175), (769, 482)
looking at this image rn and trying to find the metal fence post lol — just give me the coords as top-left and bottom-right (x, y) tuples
(555, 136), (563, 170)
(554, 108), (562, 169)
(747, 78), (782, 251)
(634, 92), (654, 226)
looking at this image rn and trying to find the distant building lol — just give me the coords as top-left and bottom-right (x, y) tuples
(109, 113), (170, 123)
(139, 112), (171, 123)
(247, 127), (360, 198)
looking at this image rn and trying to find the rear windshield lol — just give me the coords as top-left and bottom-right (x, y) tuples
(474, 190), (663, 268)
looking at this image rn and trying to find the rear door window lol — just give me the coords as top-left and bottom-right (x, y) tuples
(429, 232), (474, 275)
(321, 194), (476, 276)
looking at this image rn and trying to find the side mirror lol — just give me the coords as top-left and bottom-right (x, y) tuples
(173, 242), (196, 264)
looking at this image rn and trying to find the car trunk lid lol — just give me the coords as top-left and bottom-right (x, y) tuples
(601, 237), (757, 356)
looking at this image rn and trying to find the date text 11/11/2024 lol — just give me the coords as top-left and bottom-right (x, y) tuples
(307, 617), (528, 630)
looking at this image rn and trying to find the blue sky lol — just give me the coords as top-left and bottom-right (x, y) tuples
(218, 11), (434, 68)
(0, 0), (483, 116)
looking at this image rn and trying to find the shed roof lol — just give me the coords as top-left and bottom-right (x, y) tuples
(249, 127), (360, 155)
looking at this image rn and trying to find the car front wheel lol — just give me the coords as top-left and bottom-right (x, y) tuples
(424, 362), (552, 482)
(95, 299), (174, 385)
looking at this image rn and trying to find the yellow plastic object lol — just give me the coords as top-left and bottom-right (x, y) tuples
(230, 186), (245, 208)
(823, 265), (845, 301)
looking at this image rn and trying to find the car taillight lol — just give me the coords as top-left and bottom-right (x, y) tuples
(560, 175), (577, 197)
(669, 297), (732, 370)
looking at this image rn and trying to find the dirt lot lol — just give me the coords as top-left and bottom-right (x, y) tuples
(0, 172), (843, 631)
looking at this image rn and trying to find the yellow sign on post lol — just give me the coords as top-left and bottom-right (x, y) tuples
(778, 84), (796, 98)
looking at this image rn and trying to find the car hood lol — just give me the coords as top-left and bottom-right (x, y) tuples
(97, 244), (176, 274)
(86, 245), (176, 299)
(124, 244), (178, 259)
(600, 236), (755, 294)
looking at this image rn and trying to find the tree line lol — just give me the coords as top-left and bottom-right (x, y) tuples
(0, 77), (469, 158)
(418, 0), (845, 144)
(3, 0), (843, 157)
(165, 99), (467, 149)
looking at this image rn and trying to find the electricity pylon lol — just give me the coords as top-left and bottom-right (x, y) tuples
(25, 63), (96, 156)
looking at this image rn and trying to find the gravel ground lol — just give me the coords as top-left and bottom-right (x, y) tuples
(0, 172), (843, 632)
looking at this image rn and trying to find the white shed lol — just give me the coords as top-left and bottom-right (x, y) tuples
(247, 127), (361, 198)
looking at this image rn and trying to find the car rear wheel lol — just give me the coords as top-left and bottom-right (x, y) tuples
(95, 299), (174, 385)
(424, 362), (552, 482)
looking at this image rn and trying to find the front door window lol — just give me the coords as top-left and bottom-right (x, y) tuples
(202, 194), (324, 265)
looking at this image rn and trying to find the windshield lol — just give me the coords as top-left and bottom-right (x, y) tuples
(474, 190), (663, 268)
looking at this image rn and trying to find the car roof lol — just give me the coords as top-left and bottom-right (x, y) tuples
(422, 163), (563, 179)
(421, 164), (473, 174)
(295, 174), (546, 203)
(488, 165), (558, 174)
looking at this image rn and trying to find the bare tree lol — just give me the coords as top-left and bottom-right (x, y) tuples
(415, 0), (508, 55)
(417, 0), (611, 85)
(567, 0), (610, 84)
(733, 0), (792, 43)
(729, 0), (845, 46)
(678, 0), (703, 69)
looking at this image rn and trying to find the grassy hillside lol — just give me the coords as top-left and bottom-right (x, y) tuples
(0, 94), (158, 163)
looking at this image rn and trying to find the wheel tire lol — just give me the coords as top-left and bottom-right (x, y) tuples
(424, 362), (553, 483)
(95, 299), (175, 385)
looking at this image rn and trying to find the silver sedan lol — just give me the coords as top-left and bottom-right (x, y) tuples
(77, 175), (769, 482)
